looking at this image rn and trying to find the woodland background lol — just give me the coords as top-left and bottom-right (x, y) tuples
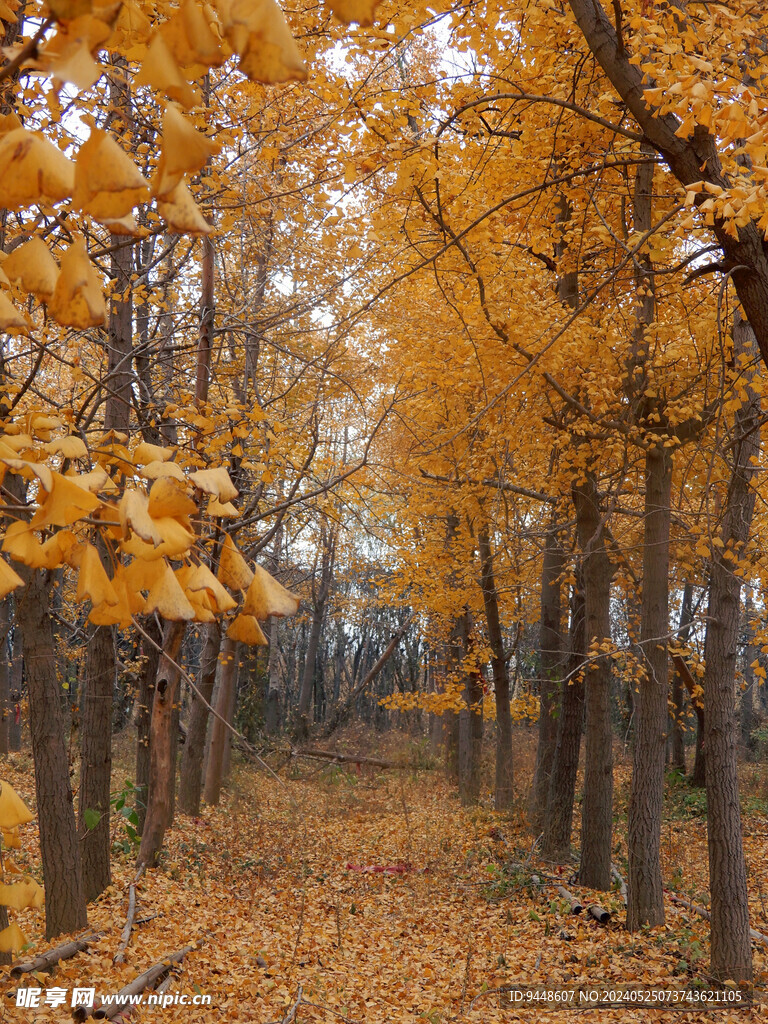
(1, 0), (768, 1018)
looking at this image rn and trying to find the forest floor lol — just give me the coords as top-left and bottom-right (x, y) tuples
(2, 729), (768, 1023)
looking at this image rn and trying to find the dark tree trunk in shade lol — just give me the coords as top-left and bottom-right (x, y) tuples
(627, 445), (672, 930)
(137, 620), (184, 868)
(204, 636), (238, 807)
(573, 471), (614, 891)
(670, 583), (694, 773)
(264, 615), (281, 734)
(9, 610), (22, 751)
(701, 315), (759, 984)
(457, 610), (483, 806)
(478, 526), (513, 811)
(135, 616), (162, 834)
(178, 621), (221, 815)
(542, 570), (586, 861)
(531, 524), (564, 829)
(78, 624), (114, 903)
(18, 568), (87, 938)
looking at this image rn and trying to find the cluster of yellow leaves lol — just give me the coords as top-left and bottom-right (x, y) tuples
(0, 779), (41, 954)
(380, 683), (540, 724)
(0, 416), (299, 639)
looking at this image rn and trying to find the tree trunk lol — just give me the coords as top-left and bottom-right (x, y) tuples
(264, 615), (281, 734)
(135, 616), (161, 835)
(137, 620), (184, 868)
(0, 597), (9, 757)
(457, 610), (482, 805)
(627, 444), (672, 930)
(9, 617), (22, 751)
(531, 523), (564, 829)
(178, 621), (221, 815)
(542, 570), (586, 861)
(740, 590), (756, 760)
(478, 526), (514, 811)
(670, 583), (693, 773)
(573, 471), (614, 891)
(204, 636), (238, 807)
(701, 314), (759, 984)
(78, 624), (114, 903)
(18, 568), (87, 938)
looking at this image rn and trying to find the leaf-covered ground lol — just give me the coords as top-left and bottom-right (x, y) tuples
(2, 736), (767, 1023)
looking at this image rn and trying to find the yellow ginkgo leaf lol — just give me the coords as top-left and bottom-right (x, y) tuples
(47, 0), (95, 20)
(326, 0), (379, 24)
(99, 213), (141, 236)
(0, 921), (27, 954)
(186, 562), (238, 612)
(153, 104), (219, 198)
(220, 0), (306, 83)
(177, 567), (216, 622)
(30, 470), (101, 528)
(0, 780), (34, 829)
(0, 292), (27, 333)
(144, 559), (196, 620)
(40, 529), (80, 569)
(91, 563), (146, 627)
(1, 827), (21, 849)
(0, 457), (53, 491)
(147, 476), (196, 518)
(189, 466), (238, 502)
(151, 515), (195, 557)
(134, 33), (197, 108)
(160, 0), (224, 71)
(132, 440), (174, 464)
(4, 237), (59, 301)
(157, 178), (211, 234)
(242, 564), (300, 620)
(119, 488), (160, 544)
(208, 496), (239, 517)
(0, 557), (24, 599)
(74, 466), (111, 492)
(48, 237), (106, 329)
(227, 612), (267, 645)
(0, 878), (44, 910)
(45, 434), (88, 460)
(75, 542), (119, 606)
(217, 532), (253, 590)
(74, 129), (150, 220)
(140, 459), (186, 481)
(0, 128), (75, 209)
(1, 521), (47, 568)
(109, 0), (152, 50)
(47, 39), (102, 90)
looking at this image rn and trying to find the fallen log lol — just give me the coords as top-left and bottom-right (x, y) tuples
(611, 864), (628, 905)
(669, 894), (768, 948)
(109, 958), (180, 1024)
(587, 904), (611, 924)
(293, 747), (405, 770)
(73, 944), (195, 1022)
(557, 886), (583, 914)
(11, 932), (102, 978)
(113, 868), (144, 964)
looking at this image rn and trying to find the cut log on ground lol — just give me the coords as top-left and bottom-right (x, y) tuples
(11, 932), (102, 978)
(113, 868), (144, 964)
(293, 748), (406, 770)
(669, 894), (768, 948)
(587, 904), (611, 924)
(557, 886), (583, 914)
(72, 944), (196, 1022)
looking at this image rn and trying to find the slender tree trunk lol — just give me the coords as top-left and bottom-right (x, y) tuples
(78, 624), (114, 903)
(670, 583), (693, 773)
(0, 598), (9, 757)
(531, 523), (564, 829)
(9, 618), (22, 751)
(740, 590), (756, 760)
(137, 621), (184, 868)
(178, 621), (221, 815)
(204, 637), (238, 807)
(457, 610), (482, 805)
(702, 313), (759, 984)
(264, 615), (281, 734)
(478, 526), (514, 811)
(627, 444), (672, 929)
(135, 616), (161, 834)
(18, 568), (87, 937)
(542, 570), (586, 860)
(573, 471), (614, 891)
